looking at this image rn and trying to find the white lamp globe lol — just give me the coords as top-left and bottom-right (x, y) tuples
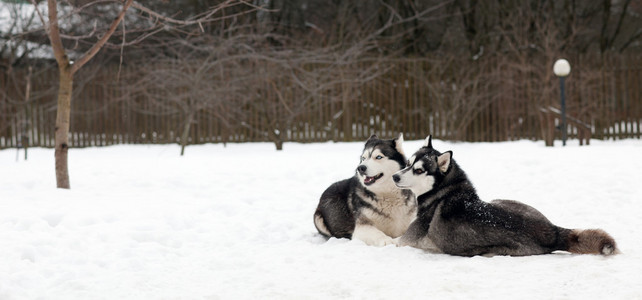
(553, 59), (571, 77)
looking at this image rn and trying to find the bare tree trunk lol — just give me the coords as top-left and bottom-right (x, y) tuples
(273, 131), (283, 151)
(23, 66), (32, 161)
(36, 0), (133, 188)
(55, 64), (73, 188)
(340, 69), (351, 142)
(180, 110), (195, 156)
(267, 126), (283, 151)
(274, 140), (283, 150)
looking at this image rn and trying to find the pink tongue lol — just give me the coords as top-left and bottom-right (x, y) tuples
(365, 176), (374, 183)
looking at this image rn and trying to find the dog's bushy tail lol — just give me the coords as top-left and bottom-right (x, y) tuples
(313, 210), (332, 238)
(563, 228), (618, 255)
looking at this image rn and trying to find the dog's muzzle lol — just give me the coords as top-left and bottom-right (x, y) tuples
(392, 174), (401, 183)
(358, 165), (383, 185)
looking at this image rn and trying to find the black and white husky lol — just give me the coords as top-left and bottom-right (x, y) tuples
(314, 134), (417, 246)
(392, 135), (618, 256)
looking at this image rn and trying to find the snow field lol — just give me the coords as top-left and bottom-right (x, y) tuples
(1, 139), (641, 299)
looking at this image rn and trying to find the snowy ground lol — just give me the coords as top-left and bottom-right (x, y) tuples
(1, 138), (641, 299)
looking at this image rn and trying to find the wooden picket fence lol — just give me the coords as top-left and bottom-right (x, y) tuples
(1, 55), (641, 149)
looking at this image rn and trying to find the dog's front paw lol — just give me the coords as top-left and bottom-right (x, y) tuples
(359, 235), (394, 247)
(352, 226), (394, 247)
(369, 235), (395, 247)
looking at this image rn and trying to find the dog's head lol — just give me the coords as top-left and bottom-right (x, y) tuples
(356, 134), (407, 190)
(392, 135), (452, 196)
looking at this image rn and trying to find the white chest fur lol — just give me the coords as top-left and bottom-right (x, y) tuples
(359, 188), (417, 238)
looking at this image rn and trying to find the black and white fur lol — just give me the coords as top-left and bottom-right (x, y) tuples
(392, 135), (618, 256)
(314, 134), (417, 246)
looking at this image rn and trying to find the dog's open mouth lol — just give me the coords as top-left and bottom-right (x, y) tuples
(363, 173), (384, 185)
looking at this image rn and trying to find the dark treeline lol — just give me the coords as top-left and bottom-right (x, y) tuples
(4, 0), (641, 68)
(93, 0), (642, 57)
(74, 0), (642, 56)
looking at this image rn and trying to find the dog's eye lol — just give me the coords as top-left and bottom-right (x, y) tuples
(360, 157), (365, 162)
(413, 169), (424, 174)
(375, 155), (383, 160)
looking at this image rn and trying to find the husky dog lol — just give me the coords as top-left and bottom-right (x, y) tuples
(313, 134), (417, 246)
(392, 135), (618, 256)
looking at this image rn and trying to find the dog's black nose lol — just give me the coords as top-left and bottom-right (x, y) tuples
(392, 174), (400, 183)
(357, 165), (367, 174)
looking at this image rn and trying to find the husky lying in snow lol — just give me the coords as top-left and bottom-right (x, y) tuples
(392, 135), (618, 256)
(314, 134), (417, 246)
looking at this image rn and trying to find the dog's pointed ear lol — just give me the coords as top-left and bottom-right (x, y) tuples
(438, 151), (452, 173)
(423, 135), (433, 148)
(394, 133), (405, 156)
(367, 134), (378, 142)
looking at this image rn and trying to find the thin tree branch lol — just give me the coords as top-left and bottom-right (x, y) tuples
(71, 0), (134, 74)
(131, 0), (237, 29)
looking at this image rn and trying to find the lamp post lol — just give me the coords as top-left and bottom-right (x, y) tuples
(553, 59), (571, 146)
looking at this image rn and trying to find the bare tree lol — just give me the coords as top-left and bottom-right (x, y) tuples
(120, 35), (250, 155)
(28, 0), (251, 188)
